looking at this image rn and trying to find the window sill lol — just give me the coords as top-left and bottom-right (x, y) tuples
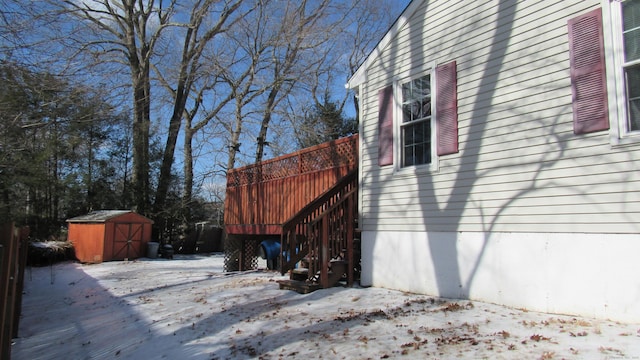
(394, 162), (439, 178)
(611, 133), (640, 148)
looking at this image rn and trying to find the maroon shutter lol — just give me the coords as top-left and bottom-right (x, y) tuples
(378, 85), (394, 166)
(436, 61), (459, 155)
(568, 8), (609, 134)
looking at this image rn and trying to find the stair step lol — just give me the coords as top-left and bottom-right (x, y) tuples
(328, 260), (347, 286)
(291, 268), (308, 281)
(277, 279), (321, 294)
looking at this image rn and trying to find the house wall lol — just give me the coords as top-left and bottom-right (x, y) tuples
(361, 231), (640, 322)
(356, 0), (640, 322)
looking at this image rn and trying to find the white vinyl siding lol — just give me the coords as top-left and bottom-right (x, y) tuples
(357, 0), (640, 234)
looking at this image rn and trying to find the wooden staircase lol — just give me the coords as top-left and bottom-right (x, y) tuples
(278, 169), (358, 293)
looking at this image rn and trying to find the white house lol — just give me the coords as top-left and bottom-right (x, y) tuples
(347, 0), (640, 322)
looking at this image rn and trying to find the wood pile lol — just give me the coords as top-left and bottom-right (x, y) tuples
(28, 241), (75, 266)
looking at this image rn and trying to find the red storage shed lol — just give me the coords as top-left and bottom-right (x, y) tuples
(66, 210), (154, 263)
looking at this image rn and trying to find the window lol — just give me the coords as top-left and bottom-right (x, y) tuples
(401, 75), (432, 167)
(601, 0), (640, 141)
(621, 0), (640, 131)
(377, 61), (458, 169)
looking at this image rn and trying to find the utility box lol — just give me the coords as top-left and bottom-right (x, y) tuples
(67, 210), (154, 263)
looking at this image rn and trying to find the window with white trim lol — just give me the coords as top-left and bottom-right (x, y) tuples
(621, 0), (640, 131)
(400, 74), (433, 167)
(377, 61), (458, 169)
(606, 0), (640, 139)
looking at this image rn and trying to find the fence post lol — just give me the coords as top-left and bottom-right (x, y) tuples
(1, 223), (16, 360)
(12, 227), (29, 337)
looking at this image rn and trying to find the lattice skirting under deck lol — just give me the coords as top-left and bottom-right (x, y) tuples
(224, 235), (259, 272)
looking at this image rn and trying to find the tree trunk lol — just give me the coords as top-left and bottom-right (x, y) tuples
(182, 123), (194, 228)
(127, 10), (152, 216)
(227, 97), (245, 171)
(255, 87), (279, 163)
(131, 74), (151, 215)
(153, 107), (183, 215)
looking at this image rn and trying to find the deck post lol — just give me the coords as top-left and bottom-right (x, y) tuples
(320, 218), (329, 288)
(346, 193), (355, 287)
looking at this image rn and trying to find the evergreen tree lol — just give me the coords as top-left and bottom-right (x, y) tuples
(297, 99), (357, 149)
(0, 62), (130, 237)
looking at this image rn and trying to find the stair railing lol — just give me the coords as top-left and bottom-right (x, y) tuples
(280, 169), (358, 287)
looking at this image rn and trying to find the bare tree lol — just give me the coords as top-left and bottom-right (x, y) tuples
(31, 0), (250, 217)
(262, 0), (400, 154)
(149, 0), (252, 216)
(344, 0), (400, 120)
(253, 0), (351, 163)
(219, 8), (270, 171)
(2, 0), (405, 238)
(207, 0), (358, 168)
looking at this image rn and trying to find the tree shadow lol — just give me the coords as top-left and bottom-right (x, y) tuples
(360, 0), (627, 309)
(17, 258), (387, 359)
(13, 261), (153, 359)
(362, 0), (568, 299)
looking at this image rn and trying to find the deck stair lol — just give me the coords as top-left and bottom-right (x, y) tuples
(277, 169), (358, 293)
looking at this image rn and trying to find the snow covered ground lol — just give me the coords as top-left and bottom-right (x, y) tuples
(12, 254), (640, 359)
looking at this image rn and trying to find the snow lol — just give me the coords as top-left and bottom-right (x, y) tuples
(13, 254), (640, 359)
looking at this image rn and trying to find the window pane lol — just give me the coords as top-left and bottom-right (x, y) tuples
(623, 29), (640, 62)
(623, 0), (640, 61)
(402, 121), (430, 166)
(413, 77), (431, 98)
(415, 143), (424, 164)
(405, 123), (415, 144)
(623, 0), (640, 31)
(627, 64), (640, 97)
(629, 98), (640, 131)
(404, 145), (414, 166)
(421, 98), (431, 117)
(412, 101), (423, 120)
(402, 82), (411, 102)
(401, 75), (431, 122)
(402, 104), (412, 123)
(627, 65), (640, 130)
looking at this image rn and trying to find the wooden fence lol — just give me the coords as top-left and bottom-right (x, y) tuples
(1, 223), (29, 360)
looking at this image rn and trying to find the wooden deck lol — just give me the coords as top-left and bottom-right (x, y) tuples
(224, 134), (358, 271)
(224, 134), (358, 236)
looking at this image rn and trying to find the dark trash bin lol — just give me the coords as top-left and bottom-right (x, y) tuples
(160, 244), (174, 259)
(147, 242), (159, 258)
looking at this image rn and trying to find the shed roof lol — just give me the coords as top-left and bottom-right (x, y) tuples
(66, 210), (148, 223)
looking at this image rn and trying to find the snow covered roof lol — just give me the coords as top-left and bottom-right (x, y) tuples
(66, 210), (137, 223)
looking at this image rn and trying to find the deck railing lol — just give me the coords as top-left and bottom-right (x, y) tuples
(224, 134), (358, 235)
(280, 169), (358, 287)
